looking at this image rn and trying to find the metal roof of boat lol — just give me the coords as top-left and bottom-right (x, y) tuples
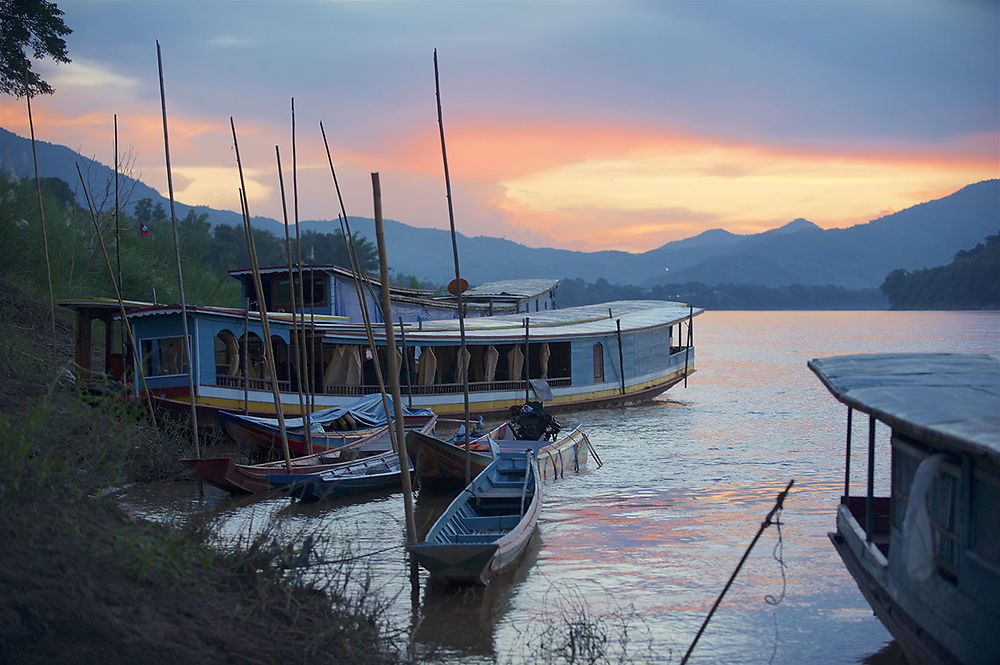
(809, 353), (1000, 461)
(386, 300), (700, 342)
(463, 279), (558, 298)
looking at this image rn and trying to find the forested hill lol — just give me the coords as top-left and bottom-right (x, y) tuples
(880, 233), (1000, 310)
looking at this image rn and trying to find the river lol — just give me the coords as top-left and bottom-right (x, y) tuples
(120, 310), (1000, 664)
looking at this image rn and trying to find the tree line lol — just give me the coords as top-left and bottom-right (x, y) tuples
(880, 233), (1000, 310)
(0, 174), (397, 307)
(555, 277), (886, 310)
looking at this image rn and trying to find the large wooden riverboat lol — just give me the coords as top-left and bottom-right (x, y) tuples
(810, 353), (1000, 665)
(61, 265), (700, 421)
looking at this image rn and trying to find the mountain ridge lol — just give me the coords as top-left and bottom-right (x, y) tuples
(2, 127), (996, 289)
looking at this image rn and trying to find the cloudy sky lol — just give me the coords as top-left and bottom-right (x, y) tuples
(1, 0), (997, 252)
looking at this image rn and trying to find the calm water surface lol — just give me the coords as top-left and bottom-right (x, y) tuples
(120, 310), (1000, 664)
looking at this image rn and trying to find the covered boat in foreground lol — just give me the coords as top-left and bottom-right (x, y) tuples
(809, 353), (1000, 665)
(217, 394), (437, 456)
(407, 444), (542, 585)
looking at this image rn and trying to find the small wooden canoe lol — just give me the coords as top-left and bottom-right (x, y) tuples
(266, 451), (412, 501)
(407, 446), (542, 585)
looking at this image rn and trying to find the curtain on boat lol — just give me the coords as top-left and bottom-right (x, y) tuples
(507, 346), (524, 382)
(484, 345), (499, 382)
(345, 346), (362, 386)
(417, 347), (437, 385)
(456, 347), (471, 383)
(539, 342), (550, 379)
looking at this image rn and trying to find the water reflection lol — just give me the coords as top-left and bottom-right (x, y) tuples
(411, 532), (540, 661)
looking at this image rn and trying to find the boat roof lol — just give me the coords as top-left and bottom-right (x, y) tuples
(392, 300), (700, 343)
(463, 279), (558, 299)
(809, 353), (1000, 461)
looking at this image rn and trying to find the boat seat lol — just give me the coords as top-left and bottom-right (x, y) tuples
(475, 487), (531, 501)
(461, 515), (519, 531)
(452, 533), (502, 543)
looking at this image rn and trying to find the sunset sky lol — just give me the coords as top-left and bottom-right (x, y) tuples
(1, 1), (997, 253)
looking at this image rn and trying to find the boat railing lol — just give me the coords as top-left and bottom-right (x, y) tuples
(217, 373), (291, 393)
(321, 376), (572, 396)
(842, 495), (891, 555)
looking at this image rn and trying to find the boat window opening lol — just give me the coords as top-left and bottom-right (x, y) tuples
(593, 343), (605, 382)
(214, 330), (240, 382)
(258, 273), (327, 312)
(141, 336), (188, 377)
(971, 466), (1000, 568)
(271, 336), (291, 384)
(241, 333), (264, 379)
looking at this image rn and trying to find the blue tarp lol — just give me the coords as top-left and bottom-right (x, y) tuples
(236, 394), (433, 432)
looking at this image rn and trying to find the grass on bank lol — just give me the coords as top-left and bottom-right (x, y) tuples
(0, 277), (396, 665)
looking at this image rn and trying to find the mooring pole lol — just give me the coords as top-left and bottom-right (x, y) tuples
(373, 173), (417, 546)
(680, 479), (794, 665)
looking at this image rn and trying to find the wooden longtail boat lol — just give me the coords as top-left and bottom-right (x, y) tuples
(266, 451), (412, 501)
(179, 425), (394, 494)
(407, 446), (542, 585)
(407, 403), (592, 488)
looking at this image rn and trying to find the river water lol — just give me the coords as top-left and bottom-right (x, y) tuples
(120, 310), (1000, 664)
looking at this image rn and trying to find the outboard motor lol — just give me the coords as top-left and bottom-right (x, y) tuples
(508, 401), (561, 441)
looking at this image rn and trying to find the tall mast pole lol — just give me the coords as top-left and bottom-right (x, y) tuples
(434, 49), (472, 484)
(24, 91), (58, 377)
(156, 41), (200, 456)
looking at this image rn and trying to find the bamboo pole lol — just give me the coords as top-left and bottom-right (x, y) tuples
(232, 118), (292, 471)
(156, 41), (200, 456)
(523, 317), (530, 402)
(290, 98), (313, 452)
(684, 305), (693, 388)
(274, 145), (309, 451)
(398, 317), (413, 408)
(24, 92), (58, 377)
(113, 115), (127, 362)
(75, 163), (157, 427)
(433, 49), (473, 484)
(616, 319), (626, 395)
(372, 173), (416, 544)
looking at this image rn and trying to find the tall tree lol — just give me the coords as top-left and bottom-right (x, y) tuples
(0, 0), (71, 97)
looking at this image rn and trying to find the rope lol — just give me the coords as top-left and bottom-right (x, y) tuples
(765, 508), (787, 665)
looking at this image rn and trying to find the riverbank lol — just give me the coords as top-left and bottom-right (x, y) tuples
(0, 278), (398, 665)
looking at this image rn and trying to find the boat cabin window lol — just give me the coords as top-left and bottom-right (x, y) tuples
(270, 275), (327, 311)
(141, 336), (188, 377)
(971, 466), (1000, 568)
(593, 343), (604, 382)
(891, 436), (960, 582)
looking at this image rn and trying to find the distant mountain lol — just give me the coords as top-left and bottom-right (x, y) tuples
(647, 182), (999, 289)
(3, 127), (997, 289)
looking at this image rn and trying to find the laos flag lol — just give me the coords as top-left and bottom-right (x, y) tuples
(139, 221), (151, 237)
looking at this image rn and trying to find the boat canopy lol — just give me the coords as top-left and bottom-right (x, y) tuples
(808, 353), (1000, 461)
(234, 393), (433, 431)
